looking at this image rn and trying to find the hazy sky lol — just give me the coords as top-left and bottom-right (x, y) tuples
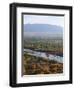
(23, 15), (64, 28)
(23, 15), (64, 37)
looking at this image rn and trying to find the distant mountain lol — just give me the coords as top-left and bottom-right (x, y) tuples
(24, 24), (63, 38)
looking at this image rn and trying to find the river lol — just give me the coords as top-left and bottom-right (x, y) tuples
(24, 49), (63, 63)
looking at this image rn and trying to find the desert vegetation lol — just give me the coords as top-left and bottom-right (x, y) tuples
(22, 53), (63, 75)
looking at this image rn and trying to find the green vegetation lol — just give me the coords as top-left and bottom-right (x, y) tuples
(24, 37), (63, 55)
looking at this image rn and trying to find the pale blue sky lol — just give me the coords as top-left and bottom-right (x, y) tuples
(23, 15), (64, 28)
(23, 15), (64, 37)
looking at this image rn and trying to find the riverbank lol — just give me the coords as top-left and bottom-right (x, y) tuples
(24, 47), (63, 56)
(24, 48), (63, 63)
(23, 54), (63, 75)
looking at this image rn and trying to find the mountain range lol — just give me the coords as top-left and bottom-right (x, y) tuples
(24, 24), (63, 38)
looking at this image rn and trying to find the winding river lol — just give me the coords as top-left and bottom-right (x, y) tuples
(24, 49), (63, 63)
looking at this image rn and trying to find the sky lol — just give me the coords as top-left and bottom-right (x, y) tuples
(23, 15), (64, 28)
(23, 15), (64, 37)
